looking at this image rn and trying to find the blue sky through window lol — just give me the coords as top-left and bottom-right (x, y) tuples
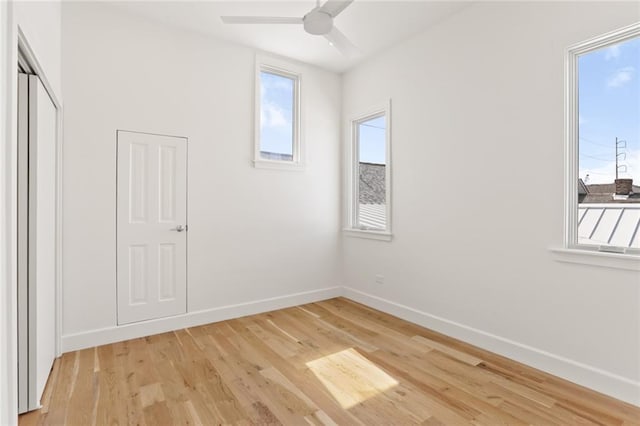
(578, 37), (640, 184)
(359, 115), (386, 164)
(260, 71), (294, 157)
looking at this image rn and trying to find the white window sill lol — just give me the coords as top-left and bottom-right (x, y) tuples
(343, 229), (393, 241)
(550, 248), (640, 271)
(253, 159), (304, 171)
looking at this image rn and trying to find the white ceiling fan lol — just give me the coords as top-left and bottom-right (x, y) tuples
(221, 0), (359, 57)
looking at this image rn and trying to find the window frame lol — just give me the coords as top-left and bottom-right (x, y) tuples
(563, 23), (640, 260)
(253, 55), (303, 171)
(344, 100), (392, 241)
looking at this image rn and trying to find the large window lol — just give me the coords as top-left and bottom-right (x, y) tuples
(347, 103), (391, 239)
(254, 57), (301, 169)
(566, 24), (640, 254)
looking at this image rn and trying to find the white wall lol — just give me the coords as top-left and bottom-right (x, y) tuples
(342, 2), (640, 405)
(1, 1), (62, 423)
(61, 3), (342, 343)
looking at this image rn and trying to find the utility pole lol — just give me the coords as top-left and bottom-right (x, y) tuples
(615, 137), (627, 180)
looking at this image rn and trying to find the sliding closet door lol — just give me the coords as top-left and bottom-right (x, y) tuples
(17, 73), (29, 414)
(29, 75), (57, 407)
(17, 73), (57, 413)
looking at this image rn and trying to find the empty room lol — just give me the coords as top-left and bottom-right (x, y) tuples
(1, 0), (639, 424)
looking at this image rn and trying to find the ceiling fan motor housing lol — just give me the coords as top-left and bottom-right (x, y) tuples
(303, 10), (333, 35)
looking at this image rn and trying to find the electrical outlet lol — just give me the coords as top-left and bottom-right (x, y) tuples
(375, 274), (384, 284)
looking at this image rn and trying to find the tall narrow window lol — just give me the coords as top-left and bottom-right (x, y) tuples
(254, 59), (301, 169)
(566, 24), (640, 254)
(348, 103), (391, 239)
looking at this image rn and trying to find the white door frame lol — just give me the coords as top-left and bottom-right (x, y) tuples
(1, 15), (64, 421)
(0, 4), (14, 423)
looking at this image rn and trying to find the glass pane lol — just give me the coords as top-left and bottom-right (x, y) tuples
(259, 71), (295, 161)
(577, 36), (640, 247)
(357, 114), (386, 230)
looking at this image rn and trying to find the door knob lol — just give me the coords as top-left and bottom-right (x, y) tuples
(172, 225), (187, 232)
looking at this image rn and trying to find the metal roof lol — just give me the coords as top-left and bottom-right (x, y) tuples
(358, 203), (386, 230)
(578, 204), (640, 248)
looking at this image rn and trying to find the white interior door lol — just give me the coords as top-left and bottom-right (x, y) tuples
(17, 73), (57, 413)
(117, 131), (187, 325)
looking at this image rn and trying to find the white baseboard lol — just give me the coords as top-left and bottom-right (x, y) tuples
(61, 286), (343, 353)
(342, 287), (640, 407)
(61, 284), (639, 407)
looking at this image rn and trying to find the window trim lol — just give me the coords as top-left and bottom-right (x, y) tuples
(562, 23), (640, 260)
(253, 55), (303, 171)
(345, 100), (392, 240)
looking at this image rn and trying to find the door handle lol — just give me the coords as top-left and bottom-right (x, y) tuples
(171, 225), (187, 232)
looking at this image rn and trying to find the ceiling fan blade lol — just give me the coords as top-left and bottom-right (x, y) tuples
(319, 0), (354, 18)
(220, 16), (303, 25)
(324, 26), (360, 57)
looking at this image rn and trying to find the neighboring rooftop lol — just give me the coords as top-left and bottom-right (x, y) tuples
(579, 181), (640, 204)
(357, 163), (386, 230)
(359, 162), (385, 204)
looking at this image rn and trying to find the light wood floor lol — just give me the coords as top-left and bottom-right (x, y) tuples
(20, 298), (640, 425)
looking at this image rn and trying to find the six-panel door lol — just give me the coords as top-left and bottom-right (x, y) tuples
(117, 131), (187, 325)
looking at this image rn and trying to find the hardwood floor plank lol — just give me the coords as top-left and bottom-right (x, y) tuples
(65, 348), (97, 426)
(19, 297), (640, 425)
(412, 335), (483, 366)
(39, 354), (72, 425)
(289, 306), (380, 353)
(315, 301), (433, 355)
(93, 344), (127, 425)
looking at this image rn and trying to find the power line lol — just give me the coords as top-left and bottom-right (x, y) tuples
(359, 123), (385, 130)
(580, 153), (611, 162)
(580, 170), (611, 176)
(579, 136), (612, 149)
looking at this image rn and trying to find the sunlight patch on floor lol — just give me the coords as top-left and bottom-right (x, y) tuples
(306, 348), (398, 409)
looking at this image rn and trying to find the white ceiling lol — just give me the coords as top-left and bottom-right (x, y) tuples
(109, 1), (471, 73)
